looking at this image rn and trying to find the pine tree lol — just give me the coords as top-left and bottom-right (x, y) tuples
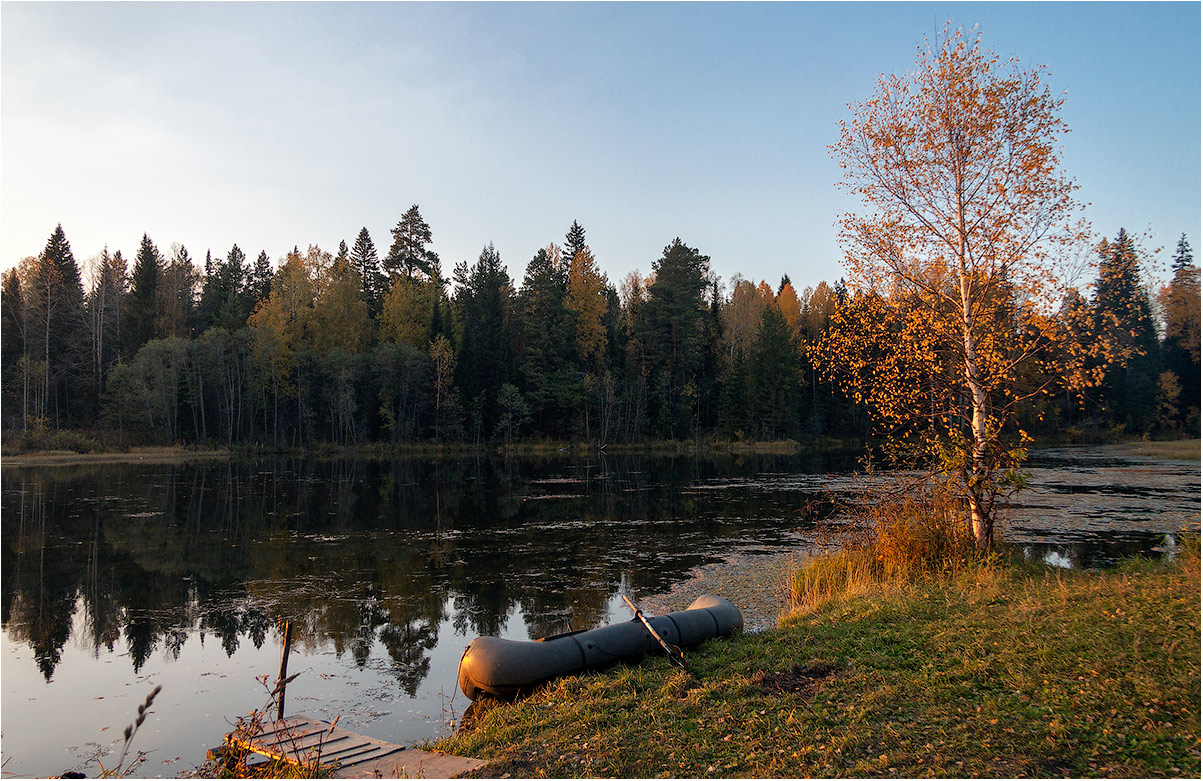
(385, 205), (439, 281)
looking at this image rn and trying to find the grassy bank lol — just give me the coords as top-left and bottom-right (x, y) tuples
(434, 548), (1200, 778)
(1115, 439), (1201, 461)
(1031, 432), (1202, 458)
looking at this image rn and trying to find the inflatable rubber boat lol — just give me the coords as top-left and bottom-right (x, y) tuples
(457, 595), (742, 701)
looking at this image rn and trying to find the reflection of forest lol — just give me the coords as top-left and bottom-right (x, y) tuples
(1, 452), (841, 688)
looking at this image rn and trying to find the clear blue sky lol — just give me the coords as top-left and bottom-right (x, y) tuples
(2, 1), (1199, 291)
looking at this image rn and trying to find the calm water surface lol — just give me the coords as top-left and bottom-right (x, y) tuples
(1, 448), (1197, 777)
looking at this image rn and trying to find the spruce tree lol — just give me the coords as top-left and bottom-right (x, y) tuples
(122, 233), (163, 355)
(197, 250), (220, 330)
(1, 270), (24, 371)
(1160, 234), (1200, 431)
(638, 238), (710, 437)
(750, 304), (801, 438)
(351, 227), (384, 315)
(43, 224), (85, 308)
(565, 220), (587, 263)
(1, 269), (26, 429)
(1172, 233), (1193, 274)
(455, 243), (514, 440)
(697, 274), (723, 432)
(1093, 228), (1159, 433)
(156, 244), (197, 338)
(517, 245), (576, 435)
(34, 223), (87, 401)
(248, 250), (274, 304)
(215, 244), (249, 329)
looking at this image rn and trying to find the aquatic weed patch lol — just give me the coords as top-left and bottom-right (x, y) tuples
(435, 552), (1200, 778)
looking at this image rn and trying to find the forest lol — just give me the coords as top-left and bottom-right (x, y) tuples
(1, 211), (1199, 451)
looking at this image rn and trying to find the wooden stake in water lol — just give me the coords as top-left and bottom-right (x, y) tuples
(277, 619), (293, 720)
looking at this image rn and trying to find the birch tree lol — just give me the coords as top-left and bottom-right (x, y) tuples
(826, 26), (1097, 549)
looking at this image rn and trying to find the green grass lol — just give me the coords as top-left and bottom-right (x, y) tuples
(433, 546), (1200, 778)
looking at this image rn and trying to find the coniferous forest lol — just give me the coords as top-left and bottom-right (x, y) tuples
(1, 213), (1199, 452)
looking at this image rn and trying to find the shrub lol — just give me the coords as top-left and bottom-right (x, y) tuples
(4, 420), (102, 454)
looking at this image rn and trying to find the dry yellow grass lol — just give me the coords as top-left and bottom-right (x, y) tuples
(1120, 439), (1201, 460)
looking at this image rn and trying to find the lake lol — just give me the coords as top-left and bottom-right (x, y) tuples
(1, 447), (1198, 777)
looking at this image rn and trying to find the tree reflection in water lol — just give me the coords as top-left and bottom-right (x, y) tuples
(2, 451), (856, 688)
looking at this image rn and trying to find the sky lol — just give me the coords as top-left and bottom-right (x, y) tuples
(2, 1), (1199, 292)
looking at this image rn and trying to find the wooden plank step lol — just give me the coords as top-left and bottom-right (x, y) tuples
(222, 715), (486, 778)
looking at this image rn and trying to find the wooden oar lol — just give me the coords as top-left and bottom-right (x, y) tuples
(622, 595), (687, 670)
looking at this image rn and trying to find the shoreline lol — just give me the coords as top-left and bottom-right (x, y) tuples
(0, 437), (859, 467)
(2, 437), (1195, 469)
(638, 545), (819, 633)
(0, 446), (233, 467)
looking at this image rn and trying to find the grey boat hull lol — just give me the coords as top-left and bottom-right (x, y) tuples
(457, 595), (742, 701)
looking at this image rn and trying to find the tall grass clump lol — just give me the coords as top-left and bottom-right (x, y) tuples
(789, 488), (987, 611)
